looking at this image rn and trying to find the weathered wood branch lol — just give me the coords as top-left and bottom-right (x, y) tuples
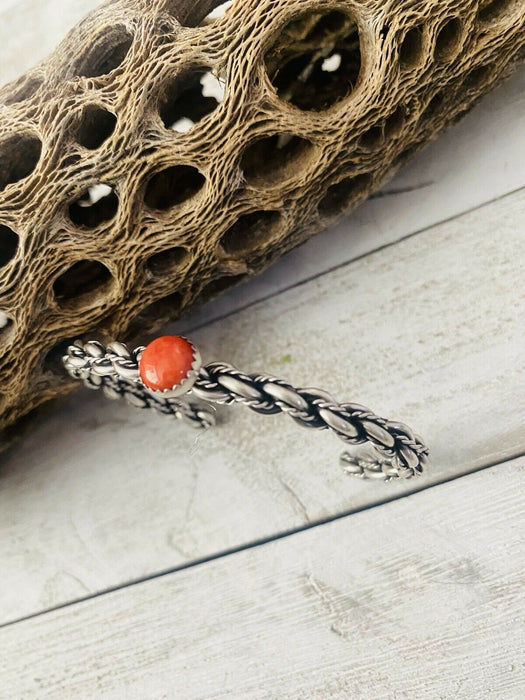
(0, 0), (524, 432)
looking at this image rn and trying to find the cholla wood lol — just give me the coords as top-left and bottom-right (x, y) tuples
(0, 0), (523, 433)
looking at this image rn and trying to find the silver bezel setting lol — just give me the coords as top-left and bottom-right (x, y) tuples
(137, 338), (202, 399)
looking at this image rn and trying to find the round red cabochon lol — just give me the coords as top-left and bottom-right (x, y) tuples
(139, 335), (195, 391)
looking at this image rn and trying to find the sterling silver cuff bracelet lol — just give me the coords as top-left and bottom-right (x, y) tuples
(63, 334), (430, 481)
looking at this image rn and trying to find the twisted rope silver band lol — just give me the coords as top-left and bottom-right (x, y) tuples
(63, 340), (429, 481)
(63, 340), (215, 429)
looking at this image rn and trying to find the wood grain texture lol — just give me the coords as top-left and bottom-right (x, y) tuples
(2, 460), (524, 699)
(187, 64), (525, 329)
(1, 1), (525, 333)
(1, 0), (524, 430)
(1, 188), (524, 625)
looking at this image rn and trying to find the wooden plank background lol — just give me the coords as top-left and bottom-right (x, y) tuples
(1, 1), (524, 697)
(2, 461), (523, 698)
(2, 187), (524, 625)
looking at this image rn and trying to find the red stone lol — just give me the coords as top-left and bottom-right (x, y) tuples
(139, 335), (195, 392)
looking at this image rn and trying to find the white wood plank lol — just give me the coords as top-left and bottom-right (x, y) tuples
(2, 461), (524, 699)
(0, 0), (32, 15)
(1, 189), (524, 625)
(0, 1), (524, 324)
(0, 1), (103, 85)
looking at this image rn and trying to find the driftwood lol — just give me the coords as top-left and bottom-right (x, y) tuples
(0, 0), (523, 433)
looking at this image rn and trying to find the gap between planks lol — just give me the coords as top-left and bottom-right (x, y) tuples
(1, 448), (523, 632)
(1, 458), (523, 699)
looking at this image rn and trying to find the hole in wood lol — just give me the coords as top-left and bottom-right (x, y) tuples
(220, 211), (283, 256)
(434, 18), (462, 63)
(75, 105), (117, 149)
(3, 75), (43, 106)
(308, 10), (351, 41)
(165, 0), (232, 27)
(201, 273), (246, 302)
(69, 184), (119, 228)
(159, 68), (225, 133)
(144, 166), (206, 210)
(74, 26), (133, 78)
(318, 174), (372, 218)
(0, 132), (42, 193)
(146, 247), (190, 277)
(203, 1), (233, 23)
(358, 125), (383, 151)
(478, 0), (519, 24)
(422, 92), (445, 120)
(0, 311), (14, 345)
(53, 260), (113, 311)
(463, 65), (492, 92)
(265, 9), (361, 111)
(241, 134), (315, 187)
(0, 225), (19, 267)
(384, 105), (405, 138)
(399, 25), (425, 71)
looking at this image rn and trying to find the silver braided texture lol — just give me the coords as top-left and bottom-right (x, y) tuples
(193, 363), (428, 480)
(63, 342), (429, 481)
(63, 341), (215, 430)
